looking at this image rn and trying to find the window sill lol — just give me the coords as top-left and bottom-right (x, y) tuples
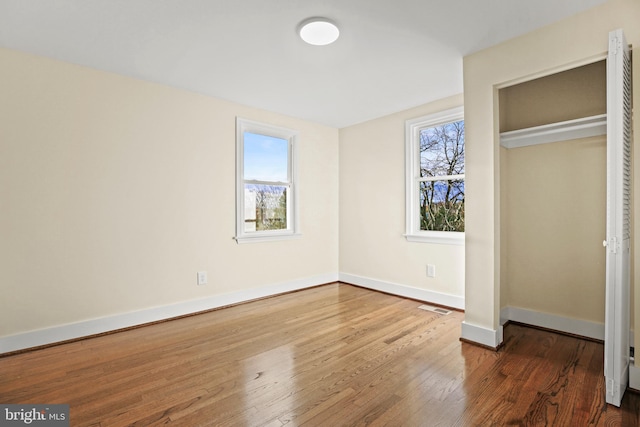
(234, 233), (302, 244)
(404, 232), (464, 245)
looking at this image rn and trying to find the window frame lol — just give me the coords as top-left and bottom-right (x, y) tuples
(235, 117), (300, 244)
(405, 106), (465, 245)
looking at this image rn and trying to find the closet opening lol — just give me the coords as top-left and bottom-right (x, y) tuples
(498, 60), (608, 340)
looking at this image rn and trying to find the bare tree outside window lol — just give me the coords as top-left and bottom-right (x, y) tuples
(419, 120), (465, 232)
(244, 184), (287, 231)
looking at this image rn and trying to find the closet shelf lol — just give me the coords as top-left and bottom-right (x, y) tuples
(500, 114), (606, 149)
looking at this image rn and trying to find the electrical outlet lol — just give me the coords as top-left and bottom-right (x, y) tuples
(427, 264), (436, 278)
(197, 271), (208, 286)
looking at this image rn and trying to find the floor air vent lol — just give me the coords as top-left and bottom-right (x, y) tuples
(418, 304), (452, 315)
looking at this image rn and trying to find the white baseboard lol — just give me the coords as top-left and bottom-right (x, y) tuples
(630, 362), (640, 391)
(501, 306), (636, 348)
(338, 272), (464, 310)
(0, 273), (338, 354)
(501, 306), (605, 341)
(461, 321), (503, 349)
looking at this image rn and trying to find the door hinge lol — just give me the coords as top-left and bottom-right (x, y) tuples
(606, 237), (619, 254)
(610, 36), (620, 55)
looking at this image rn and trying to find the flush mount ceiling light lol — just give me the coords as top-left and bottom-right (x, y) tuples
(298, 18), (340, 46)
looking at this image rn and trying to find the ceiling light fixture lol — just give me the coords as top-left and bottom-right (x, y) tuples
(298, 18), (340, 46)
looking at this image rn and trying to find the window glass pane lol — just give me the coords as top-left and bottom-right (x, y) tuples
(244, 184), (288, 232)
(420, 120), (464, 177)
(419, 180), (465, 232)
(244, 132), (288, 182)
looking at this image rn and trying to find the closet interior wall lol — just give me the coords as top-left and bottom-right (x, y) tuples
(499, 61), (613, 328)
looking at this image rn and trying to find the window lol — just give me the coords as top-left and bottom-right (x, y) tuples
(235, 118), (299, 243)
(405, 106), (464, 244)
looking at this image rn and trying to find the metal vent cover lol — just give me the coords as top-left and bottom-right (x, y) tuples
(418, 304), (452, 315)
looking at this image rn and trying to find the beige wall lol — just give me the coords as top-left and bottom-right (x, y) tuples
(463, 0), (640, 345)
(504, 137), (606, 322)
(499, 60), (606, 132)
(0, 48), (339, 338)
(339, 94), (465, 301)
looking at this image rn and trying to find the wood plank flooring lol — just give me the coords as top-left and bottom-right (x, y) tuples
(1, 283), (639, 426)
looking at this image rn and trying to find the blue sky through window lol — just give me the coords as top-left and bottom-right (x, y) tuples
(244, 132), (288, 182)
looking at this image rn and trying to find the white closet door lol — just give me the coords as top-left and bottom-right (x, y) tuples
(604, 28), (632, 407)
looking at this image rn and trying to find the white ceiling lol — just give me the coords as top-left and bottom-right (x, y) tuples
(0, 0), (607, 128)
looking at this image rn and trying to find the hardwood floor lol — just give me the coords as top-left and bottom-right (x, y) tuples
(1, 283), (638, 426)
